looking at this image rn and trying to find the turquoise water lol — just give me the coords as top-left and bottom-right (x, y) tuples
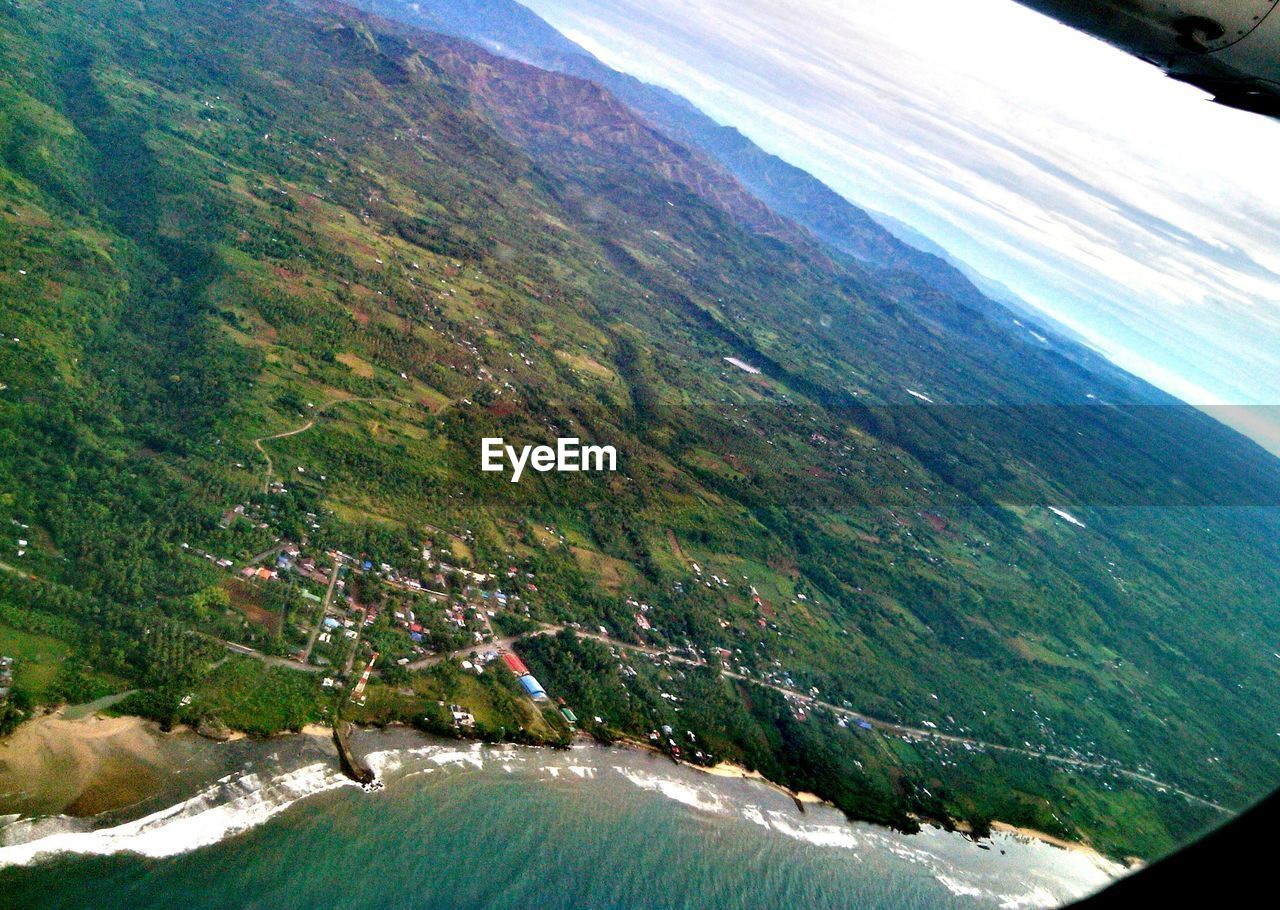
(0, 731), (1119, 909)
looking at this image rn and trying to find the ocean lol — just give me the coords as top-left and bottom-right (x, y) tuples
(0, 728), (1120, 909)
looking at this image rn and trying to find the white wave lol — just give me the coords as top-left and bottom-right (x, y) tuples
(936, 874), (985, 898)
(763, 815), (859, 850)
(741, 810), (1096, 907)
(429, 749), (485, 769)
(567, 766), (596, 779)
(0, 762), (358, 869)
(363, 741), (490, 778)
(740, 805), (861, 851)
(998, 886), (1062, 910)
(614, 767), (730, 815)
(936, 875), (1064, 910)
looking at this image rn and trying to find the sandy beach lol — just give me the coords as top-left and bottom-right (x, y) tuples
(697, 760), (825, 803)
(0, 712), (177, 819)
(990, 822), (1134, 872)
(697, 758), (1123, 871)
(0, 709), (350, 825)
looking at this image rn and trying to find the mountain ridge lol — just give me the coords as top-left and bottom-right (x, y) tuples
(348, 0), (1167, 407)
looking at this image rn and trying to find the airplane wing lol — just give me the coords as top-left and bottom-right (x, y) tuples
(1015, 1), (1280, 115)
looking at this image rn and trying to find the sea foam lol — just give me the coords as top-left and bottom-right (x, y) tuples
(0, 762), (357, 868)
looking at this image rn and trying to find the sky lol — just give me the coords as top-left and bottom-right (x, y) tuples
(521, 0), (1280, 451)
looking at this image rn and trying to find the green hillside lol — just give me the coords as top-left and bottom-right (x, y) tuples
(1, 0), (1278, 859)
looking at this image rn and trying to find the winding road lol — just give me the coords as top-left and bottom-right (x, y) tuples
(252, 395), (406, 493)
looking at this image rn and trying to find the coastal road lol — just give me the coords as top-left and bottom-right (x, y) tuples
(7, 543), (1229, 813)
(559, 627), (1229, 813)
(398, 621), (1224, 812)
(729, 672), (1228, 813)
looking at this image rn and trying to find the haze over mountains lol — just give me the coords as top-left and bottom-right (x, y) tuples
(352, 0), (1280, 451)
(355, 0), (1280, 454)
(354, 2), (1054, 327)
(522, 0), (1280, 426)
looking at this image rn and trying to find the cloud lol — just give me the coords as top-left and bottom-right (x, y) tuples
(523, 0), (1280, 419)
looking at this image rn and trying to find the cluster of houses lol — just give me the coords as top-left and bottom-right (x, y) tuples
(218, 503), (270, 532)
(11, 517), (29, 558)
(205, 498), (573, 685)
(626, 597), (653, 632)
(9, 518), (30, 560)
(238, 542), (519, 668)
(181, 542), (236, 570)
(0, 655), (13, 703)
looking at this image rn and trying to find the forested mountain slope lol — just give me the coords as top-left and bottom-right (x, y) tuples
(0, 0), (1278, 859)
(351, 0), (1158, 398)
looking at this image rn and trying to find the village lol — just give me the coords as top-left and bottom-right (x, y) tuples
(185, 495), (595, 739)
(7, 473), (1142, 789)
(0, 655), (13, 706)
(197, 497), (921, 738)
(162, 481), (1182, 805)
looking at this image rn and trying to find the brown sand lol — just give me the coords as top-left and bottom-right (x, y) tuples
(0, 713), (170, 818)
(990, 822), (1134, 872)
(694, 760), (825, 804)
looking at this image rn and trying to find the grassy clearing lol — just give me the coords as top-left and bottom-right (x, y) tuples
(347, 664), (561, 742)
(0, 623), (71, 700)
(187, 657), (327, 735)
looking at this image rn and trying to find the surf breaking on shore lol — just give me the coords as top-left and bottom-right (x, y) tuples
(0, 717), (1125, 907)
(0, 761), (357, 866)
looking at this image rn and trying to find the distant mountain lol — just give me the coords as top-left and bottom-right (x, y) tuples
(866, 209), (1097, 346)
(348, 0), (1163, 402)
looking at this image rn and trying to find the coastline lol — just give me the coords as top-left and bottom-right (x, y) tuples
(693, 758), (825, 804)
(0, 709), (332, 822)
(0, 707), (1128, 879)
(0, 718), (1129, 909)
(688, 754), (1125, 874)
(988, 822), (1137, 873)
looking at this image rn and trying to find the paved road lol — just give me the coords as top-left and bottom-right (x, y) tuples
(220, 639), (323, 673)
(236, 616), (1226, 810)
(341, 607), (368, 677)
(731, 672), (1227, 812)
(566, 628), (1229, 813)
(245, 541), (287, 567)
(401, 628), (559, 672)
